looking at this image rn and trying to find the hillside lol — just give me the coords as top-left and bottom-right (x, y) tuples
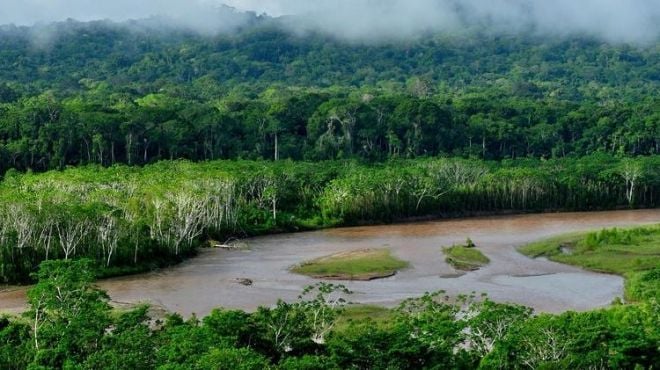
(0, 16), (658, 173)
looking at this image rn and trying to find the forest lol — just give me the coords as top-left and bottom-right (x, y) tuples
(0, 19), (658, 173)
(0, 11), (659, 369)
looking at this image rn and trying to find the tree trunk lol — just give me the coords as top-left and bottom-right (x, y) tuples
(126, 133), (133, 165)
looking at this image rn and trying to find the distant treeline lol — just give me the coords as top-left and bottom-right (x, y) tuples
(0, 20), (658, 173)
(0, 155), (657, 283)
(0, 89), (657, 174)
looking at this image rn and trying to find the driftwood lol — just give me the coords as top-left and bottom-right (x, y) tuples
(234, 278), (253, 286)
(210, 238), (248, 250)
(214, 243), (238, 249)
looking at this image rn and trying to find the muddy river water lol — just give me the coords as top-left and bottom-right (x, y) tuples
(1, 210), (659, 316)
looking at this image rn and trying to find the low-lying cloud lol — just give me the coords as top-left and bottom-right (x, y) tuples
(0, 0), (252, 34)
(1, 0), (658, 43)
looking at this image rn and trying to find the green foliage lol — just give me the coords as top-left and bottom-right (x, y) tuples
(82, 306), (156, 369)
(0, 17), (658, 369)
(334, 305), (393, 332)
(443, 242), (490, 271)
(26, 259), (111, 368)
(462, 300), (533, 364)
(277, 355), (337, 370)
(519, 225), (660, 301)
(391, 292), (467, 367)
(0, 21), (658, 174)
(1, 260), (658, 369)
(0, 156), (657, 284)
(196, 347), (270, 370)
(292, 249), (409, 280)
(327, 321), (418, 369)
(482, 303), (660, 369)
(155, 313), (234, 369)
(0, 19), (658, 285)
(626, 269), (660, 302)
(0, 317), (32, 369)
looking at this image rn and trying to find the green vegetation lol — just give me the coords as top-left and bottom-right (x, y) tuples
(0, 12), (657, 369)
(519, 225), (660, 301)
(0, 155), (657, 284)
(335, 305), (393, 329)
(0, 20), (658, 175)
(443, 240), (490, 271)
(1, 260), (658, 369)
(0, 17), (657, 288)
(292, 249), (409, 280)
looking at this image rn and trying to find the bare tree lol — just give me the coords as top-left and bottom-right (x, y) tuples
(4, 204), (37, 252)
(56, 218), (90, 260)
(299, 283), (351, 344)
(37, 219), (55, 261)
(521, 328), (568, 369)
(619, 161), (642, 205)
(97, 214), (120, 267)
(150, 190), (209, 256)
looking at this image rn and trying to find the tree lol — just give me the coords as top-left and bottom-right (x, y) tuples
(462, 300), (532, 361)
(299, 283), (351, 345)
(82, 305), (157, 370)
(619, 159), (643, 206)
(252, 300), (312, 359)
(26, 259), (111, 368)
(196, 347), (270, 370)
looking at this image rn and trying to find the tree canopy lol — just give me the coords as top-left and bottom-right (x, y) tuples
(0, 20), (657, 173)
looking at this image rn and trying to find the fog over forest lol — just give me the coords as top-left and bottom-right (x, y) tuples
(0, 0), (658, 43)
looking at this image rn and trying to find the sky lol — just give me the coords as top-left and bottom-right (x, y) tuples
(0, 0), (658, 43)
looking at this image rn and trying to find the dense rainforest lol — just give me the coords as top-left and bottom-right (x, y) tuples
(0, 18), (658, 173)
(0, 9), (659, 369)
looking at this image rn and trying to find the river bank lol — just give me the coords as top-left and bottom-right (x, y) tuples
(2, 209), (658, 317)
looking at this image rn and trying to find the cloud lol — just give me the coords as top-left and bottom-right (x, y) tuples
(0, 0), (251, 34)
(231, 0), (660, 43)
(0, 0), (658, 43)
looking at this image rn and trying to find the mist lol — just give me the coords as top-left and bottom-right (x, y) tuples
(233, 0), (660, 43)
(0, 0), (254, 35)
(0, 0), (658, 44)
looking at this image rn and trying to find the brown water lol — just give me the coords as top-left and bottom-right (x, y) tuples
(1, 210), (658, 316)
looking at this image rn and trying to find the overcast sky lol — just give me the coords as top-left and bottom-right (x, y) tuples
(0, 0), (658, 43)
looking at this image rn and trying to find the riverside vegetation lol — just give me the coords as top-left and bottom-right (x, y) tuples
(520, 225), (660, 302)
(0, 258), (658, 369)
(443, 239), (490, 271)
(0, 155), (658, 284)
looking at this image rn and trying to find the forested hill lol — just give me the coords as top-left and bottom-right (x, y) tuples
(0, 16), (658, 173)
(1, 17), (658, 96)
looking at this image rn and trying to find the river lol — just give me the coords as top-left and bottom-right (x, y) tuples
(1, 209), (658, 316)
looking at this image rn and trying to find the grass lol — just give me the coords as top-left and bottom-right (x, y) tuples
(334, 305), (394, 331)
(291, 249), (409, 281)
(519, 225), (660, 301)
(443, 241), (490, 271)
